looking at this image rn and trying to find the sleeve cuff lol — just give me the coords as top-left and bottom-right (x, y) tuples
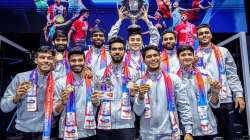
(53, 103), (62, 116)
(1, 98), (17, 113)
(116, 19), (123, 26)
(235, 92), (244, 98)
(130, 96), (135, 103)
(9, 98), (17, 109)
(184, 125), (193, 134)
(135, 96), (144, 105)
(208, 94), (220, 109)
(146, 21), (153, 27)
(209, 101), (220, 109)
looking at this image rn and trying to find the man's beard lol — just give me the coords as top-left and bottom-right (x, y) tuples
(163, 44), (175, 50)
(55, 45), (67, 52)
(200, 41), (210, 46)
(111, 56), (123, 64)
(71, 67), (83, 74)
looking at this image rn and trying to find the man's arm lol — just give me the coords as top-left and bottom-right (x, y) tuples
(133, 94), (145, 116)
(223, 47), (245, 112)
(67, 26), (74, 45)
(223, 47), (244, 98)
(141, 7), (160, 46)
(53, 78), (69, 116)
(1, 74), (21, 112)
(108, 6), (127, 41)
(133, 80), (148, 116)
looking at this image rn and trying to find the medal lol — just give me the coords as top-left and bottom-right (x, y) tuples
(84, 102), (96, 129)
(144, 93), (151, 119)
(26, 85), (37, 112)
(97, 101), (112, 129)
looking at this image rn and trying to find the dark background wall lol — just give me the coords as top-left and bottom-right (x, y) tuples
(0, 0), (249, 139)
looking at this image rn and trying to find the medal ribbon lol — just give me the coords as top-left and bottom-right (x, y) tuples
(86, 47), (107, 69)
(42, 72), (54, 140)
(177, 67), (213, 134)
(84, 77), (97, 129)
(64, 71), (78, 139)
(161, 50), (170, 73)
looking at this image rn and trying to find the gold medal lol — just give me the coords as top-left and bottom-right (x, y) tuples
(146, 79), (153, 87)
(207, 76), (212, 84)
(127, 81), (134, 89)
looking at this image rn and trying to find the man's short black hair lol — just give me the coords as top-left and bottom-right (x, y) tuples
(141, 45), (160, 59)
(196, 24), (212, 32)
(68, 47), (85, 60)
(176, 45), (194, 57)
(108, 36), (125, 51)
(127, 26), (142, 37)
(52, 30), (67, 41)
(91, 27), (105, 37)
(79, 7), (89, 15)
(35, 45), (56, 58)
(162, 29), (176, 39)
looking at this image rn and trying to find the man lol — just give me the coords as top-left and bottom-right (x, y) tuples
(92, 37), (137, 140)
(108, 6), (160, 79)
(177, 45), (221, 140)
(68, 0), (87, 16)
(53, 47), (96, 140)
(52, 30), (70, 79)
(53, 30), (92, 80)
(68, 8), (89, 50)
(133, 45), (193, 140)
(175, 12), (196, 47)
(155, 0), (171, 19)
(161, 30), (180, 74)
(1, 46), (56, 140)
(196, 24), (245, 140)
(85, 28), (111, 75)
(47, 0), (67, 24)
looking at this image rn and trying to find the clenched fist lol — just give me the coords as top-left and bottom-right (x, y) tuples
(13, 81), (32, 103)
(139, 84), (150, 100)
(60, 85), (74, 105)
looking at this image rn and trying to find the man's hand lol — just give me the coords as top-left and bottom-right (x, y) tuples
(235, 97), (245, 113)
(83, 66), (93, 79)
(141, 6), (149, 23)
(184, 133), (193, 140)
(209, 80), (221, 105)
(210, 80), (222, 94)
(128, 82), (139, 97)
(139, 84), (150, 100)
(14, 81), (32, 103)
(118, 6), (127, 21)
(60, 85), (74, 105)
(92, 91), (102, 106)
(55, 53), (64, 61)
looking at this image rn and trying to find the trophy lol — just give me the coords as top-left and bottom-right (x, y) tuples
(94, 76), (114, 100)
(117, 0), (149, 28)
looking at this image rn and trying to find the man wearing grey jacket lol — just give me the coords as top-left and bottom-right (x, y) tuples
(108, 6), (160, 80)
(196, 24), (245, 140)
(133, 45), (193, 140)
